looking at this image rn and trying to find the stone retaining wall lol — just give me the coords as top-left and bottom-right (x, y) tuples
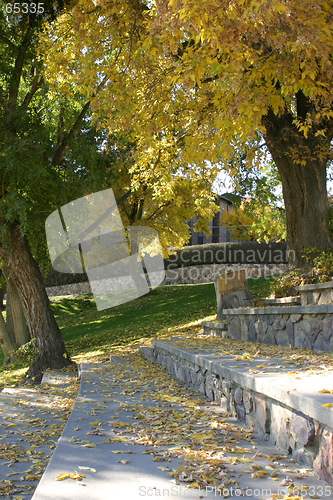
(140, 342), (333, 485)
(203, 305), (333, 354)
(298, 281), (333, 306)
(46, 282), (91, 297)
(45, 263), (286, 297)
(162, 263), (286, 285)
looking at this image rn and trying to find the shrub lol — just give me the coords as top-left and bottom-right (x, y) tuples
(271, 247), (333, 297)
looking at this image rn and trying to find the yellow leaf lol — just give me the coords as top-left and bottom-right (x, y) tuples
(238, 457), (252, 463)
(56, 473), (69, 481)
(318, 389), (331, 393)
(321, 403), (333, 408)
(78, 466), (97, 472)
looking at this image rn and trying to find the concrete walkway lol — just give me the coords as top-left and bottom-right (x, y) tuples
(27, 354), (331, 500)
(0, 370), (78, 500)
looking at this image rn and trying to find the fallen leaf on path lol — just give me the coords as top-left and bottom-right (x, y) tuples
(78, 466), (97, 472)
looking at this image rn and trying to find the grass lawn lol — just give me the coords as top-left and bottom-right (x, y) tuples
(0, 277), (274, 388)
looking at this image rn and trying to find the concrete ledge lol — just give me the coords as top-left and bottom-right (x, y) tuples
(223, 304), (333, 315)
(142, 340), (333, 485)
(199, 321), (228, 329)
(151, 340), (333, 429)
(262, 297), (301, 306)
(297, 281), (333, 292)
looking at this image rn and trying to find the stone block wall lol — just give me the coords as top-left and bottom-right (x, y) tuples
(203, 306), (333, 354)
(298, 282), (333, 307)
(140, 344), (333, 486)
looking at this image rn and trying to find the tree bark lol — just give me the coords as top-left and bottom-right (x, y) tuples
(0, 311), (16, 364)
(262, 109), (333, 267)
(6, 277), (30, 347)
(0, 224), (74, 382)
(0, 286), (5, 311)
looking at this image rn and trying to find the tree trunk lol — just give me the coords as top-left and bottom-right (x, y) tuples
(0, 224), (74, 382)
(6, 277), (30, 347)
(0, 311), (17, 364)
(263, 110), (332, 267)
(0, 286), (5, 311)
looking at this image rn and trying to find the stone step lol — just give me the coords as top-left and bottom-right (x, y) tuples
(140, 339), (333, 486)
(201, 321), (229, 337)
(262, 297), (301, 306)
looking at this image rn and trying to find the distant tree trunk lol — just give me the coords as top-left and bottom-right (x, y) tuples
(6, 278), (30, 347)
(212, 208), (220, 243)
(0, 311), (16, 364)
(0, 224), (74, 383)
(0, 286), (5, 311)
(263, 109), (333, 267)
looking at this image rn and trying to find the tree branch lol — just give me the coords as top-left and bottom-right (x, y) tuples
(52, 74), (110, 167)
(21, 73), (44, 109)
(71, 187), (134, 245)
(52, 101), (91, 167)
(0, 85), (7, 111)
(145, 200), (172, 221)
(7, 28), (34, 114)
(0, 34), (17, 51)
(296, 90), (312, 120)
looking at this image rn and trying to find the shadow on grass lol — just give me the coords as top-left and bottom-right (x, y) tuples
(0, 279), (274, 387)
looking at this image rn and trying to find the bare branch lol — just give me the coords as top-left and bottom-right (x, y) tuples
(56, 106), (65, 150)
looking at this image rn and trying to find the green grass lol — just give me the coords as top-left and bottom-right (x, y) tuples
(53, 283), (217, 357)
(247, 276), (275, 300)
(0, 279), (274, 387)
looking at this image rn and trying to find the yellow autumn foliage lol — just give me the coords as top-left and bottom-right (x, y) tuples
(220, 200), (286, 243)
(37, 0), (333, 263)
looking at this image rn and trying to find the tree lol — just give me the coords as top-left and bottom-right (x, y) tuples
(41, 0), (333, 266)
(220, 198), (286, 243)
(38, 0), (220, 254)
(220, 159), (286, 242)
(148, 0), (333, 266)
(0, 1), (98, 380)
(0, 1), (219, 379)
